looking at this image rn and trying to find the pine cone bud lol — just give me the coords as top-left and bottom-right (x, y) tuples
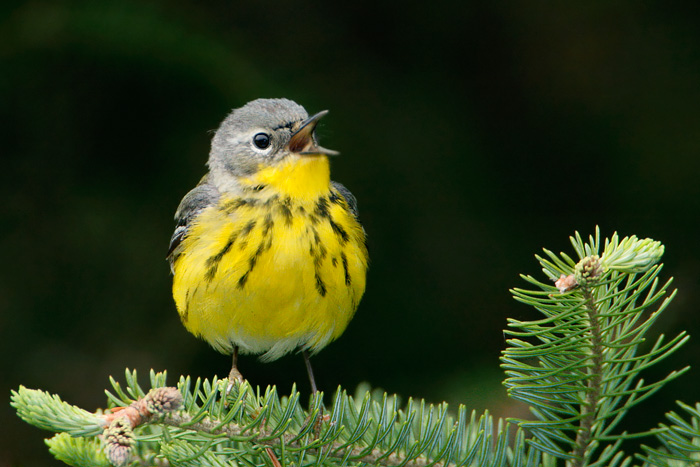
(146, 387), (183, 416)
(574, 255), (603, 286)
(104, 418), (134, 467)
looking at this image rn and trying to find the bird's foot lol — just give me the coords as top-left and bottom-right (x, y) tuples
(225, 367), (245, 395)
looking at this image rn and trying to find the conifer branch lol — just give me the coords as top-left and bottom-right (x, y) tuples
(12, 371), (519, 467)
(503, 228), (692, 466)
(570, 287), (605, 467)
(158, 410), (440, 467)
(639, 401), (700, 466)
(10, 228), (700, 467)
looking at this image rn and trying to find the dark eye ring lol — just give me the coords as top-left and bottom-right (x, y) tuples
(253, 132), (271, 150)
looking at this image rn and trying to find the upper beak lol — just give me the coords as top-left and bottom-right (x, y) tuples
(287, 110), (340, 156)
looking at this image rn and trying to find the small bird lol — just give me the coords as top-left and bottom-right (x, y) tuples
(167, 98), (368, 392)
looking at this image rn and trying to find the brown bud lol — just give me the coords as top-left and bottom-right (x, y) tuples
(104, 418), (134, 467)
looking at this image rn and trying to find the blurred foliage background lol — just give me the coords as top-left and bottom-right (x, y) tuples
(3, 1), (700, 465)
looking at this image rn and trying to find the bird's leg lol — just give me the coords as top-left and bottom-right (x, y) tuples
(302, 350), (318, 394)
(226, 346), (244, 393)
(303, 350), (327, 436)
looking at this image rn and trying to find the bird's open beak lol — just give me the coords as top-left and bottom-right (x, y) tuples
(287, 110), (339, 156)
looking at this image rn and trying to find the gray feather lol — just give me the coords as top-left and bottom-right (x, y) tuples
(167, 175), (220, 268)
(331, 181), (360, 219)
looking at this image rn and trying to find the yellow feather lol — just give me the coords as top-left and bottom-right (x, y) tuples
(172, 155), (368, 361)
(245, 155), (331, 199)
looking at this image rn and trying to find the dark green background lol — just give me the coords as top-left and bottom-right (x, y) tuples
(3, 1), (700, 465)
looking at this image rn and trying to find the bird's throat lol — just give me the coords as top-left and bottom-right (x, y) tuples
(248, 155), (331, 200)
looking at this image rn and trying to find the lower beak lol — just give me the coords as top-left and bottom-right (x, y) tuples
(287, 110), (340, 156)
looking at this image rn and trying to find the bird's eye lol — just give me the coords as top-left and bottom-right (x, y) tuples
(253, 132), (271, 149)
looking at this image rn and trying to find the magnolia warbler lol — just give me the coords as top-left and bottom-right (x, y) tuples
(167, 98), (368, 392)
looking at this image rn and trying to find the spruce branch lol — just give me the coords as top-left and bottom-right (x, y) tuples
(570, 286), (604, 467)
(639, 402), (700, 467)
(11, 227), (700, 467)
(11, 382), (184, 467)
(11, 386), (106, 436)
(503, 228), (690, 466)
(45, 433), (111, 467)
(12, 369), (523, 467)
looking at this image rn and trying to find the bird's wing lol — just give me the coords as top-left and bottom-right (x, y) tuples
(167, 175), (221, 270)
(331, 181), (360, 219)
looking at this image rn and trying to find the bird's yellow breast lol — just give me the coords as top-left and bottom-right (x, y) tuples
(171, 157), (368, 361)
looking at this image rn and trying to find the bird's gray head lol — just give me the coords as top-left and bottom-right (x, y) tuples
(208, 98), (337, 184)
